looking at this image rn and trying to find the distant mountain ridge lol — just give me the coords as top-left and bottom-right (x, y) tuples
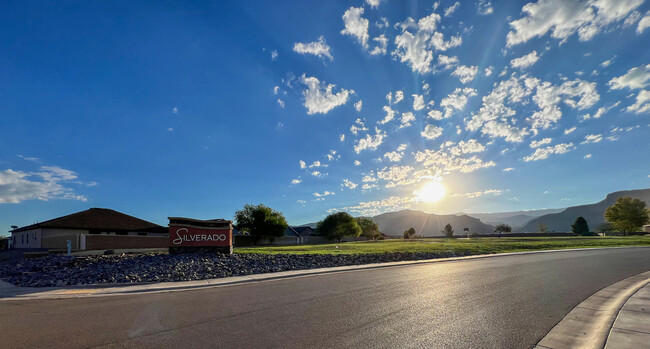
(516, 188), (650, 232)
(370, 209), (494, 236)
(461, 208), (565, 228)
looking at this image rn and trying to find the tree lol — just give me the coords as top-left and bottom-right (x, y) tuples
(356, 217), (381, 240)
(403, 230), (409, 239)
(442, 223), (454, 238)
(604, 197), (649, 235)
(597, 223), (614, 236)
(494, 224), (512, 238)
(538, 222), (548, 234)
(317, 212), (362, 243)
(571, 217), (590, 236)
(234, 204), (288, 244)
(407, 227), (416, 239)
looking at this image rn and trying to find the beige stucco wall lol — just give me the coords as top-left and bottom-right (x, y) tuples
(11, 229), (42, 248)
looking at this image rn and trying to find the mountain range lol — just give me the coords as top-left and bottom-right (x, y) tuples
(299, 188), (650, 235)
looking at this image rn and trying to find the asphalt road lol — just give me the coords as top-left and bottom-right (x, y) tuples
(2, 247), (650, 349)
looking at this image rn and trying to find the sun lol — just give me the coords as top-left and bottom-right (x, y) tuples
(415, 181), (446, 202)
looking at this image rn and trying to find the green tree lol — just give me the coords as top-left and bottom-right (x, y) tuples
(571, 217), (590, 236)
(407, 227), (416, 239)
(604, 197), (650, 235)
(538, 222), (548, 234)
(317, 212), (362, 243)
(597, 223), (614, 236)
(494, 224), (512, 238)
(234, 204), (288, 244)
(442, 223), (454, 238)
(356, 217), (381, 240)
(403, 230), (409, 239)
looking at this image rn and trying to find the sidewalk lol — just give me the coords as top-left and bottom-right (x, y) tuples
(605, 282), (650, 348)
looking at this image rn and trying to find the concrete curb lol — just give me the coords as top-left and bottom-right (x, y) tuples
(605, 282), (650, 348)
(535, 270), (650, 349)
(1, 245), (649, 301)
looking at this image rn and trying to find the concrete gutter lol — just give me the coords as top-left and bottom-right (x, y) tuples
(1, 246), (649, 301)
(605, 282), (650, 348)
(535, 270), (650, 349)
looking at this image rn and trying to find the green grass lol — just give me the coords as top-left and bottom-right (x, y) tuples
(235, 236), (650, 255)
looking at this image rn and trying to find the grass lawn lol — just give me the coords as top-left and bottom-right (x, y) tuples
(235, 236), (650, 255)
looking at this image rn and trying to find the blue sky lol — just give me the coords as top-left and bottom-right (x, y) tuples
(1, 0), (649, 230)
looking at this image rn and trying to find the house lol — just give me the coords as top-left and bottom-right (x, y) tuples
(10, 208), (168, 251)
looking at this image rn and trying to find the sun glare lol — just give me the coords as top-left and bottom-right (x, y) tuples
(415, 181), (446, 202)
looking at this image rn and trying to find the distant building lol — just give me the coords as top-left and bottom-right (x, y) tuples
(643, 225), (650, 233)
(10, 208), (168, 251)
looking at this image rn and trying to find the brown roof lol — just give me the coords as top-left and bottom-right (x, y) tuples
(12, 208), (164, 233)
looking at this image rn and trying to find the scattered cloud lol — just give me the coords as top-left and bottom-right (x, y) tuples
(350, 118), (368, 135)
(300, 74), (351, 115)
(341, 179), (358, 189)
(580, 134), (603, 144)
(354, 127), (387, 153)
(523, 142), (575, 161)
(437, 55), (459, 70)
(354, 100), (363, 112)
(454, 189), (505, 198)
(452, 65), (478, 83)
(414, 139), (494, 175)
(378, 106), (396, 124)
(277, 99), (285, 108)
(172, 107), (178, 114)
(313, 191), (335, 197)
(609, 64), (650, 90)
(421, 124), (443, 140)
(413, 94), (425, 110)
(444, 2), (460, 17)
(503, 167), (515, 172)
(477, 0), (493, 15)
(366, 0), (381, 9)
(510, 51), (539, 69)
(584, 154), (592, 159)
(441, 87), (477, 118)
(333, 196), (414, 216)
(369, 34), (388, 55)
(293, 36), (333, 60)
(530, 137), (552, 148)
(506, 0), (644, 47)
(0, 166), (88, 204)
(564, 126), (577, 134)
(399, 112), (415, 128)
(271, 50), (278, 61)
(638, 12), (650, 33)
(341, 7), (369, 49)
(291, 178), (302, 185)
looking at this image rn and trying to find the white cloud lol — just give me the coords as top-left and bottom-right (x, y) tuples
(580, 102), (620, 120)
(452, 65), (478, 83)
(506, 0), (644, 47)
(608, 64), (650, 90)
(421, 124), (443, 140)
(510, 51), (540, 69)
(584, 154), (592, 159)
(427, 110), (444, 120)
(0, 166), (88, 204)
(437, 55), (459, 70)
(297, 200), (306, 204)
(308, 160), (326, 168)
(600, 58), (615, 68)
(414, 139), (494, 174)
(477, 0), (494, 15)
(400, 112), (415, 128)
(413, 94), (425, 110)
(366, 0), (380, 9)
(467, 75), (598, 142)
(627, 89), (650, 113)
(503, 167), (515, 172)
(291, 178), (302, 185)
(581, 134), (603, 144)
(313, 191), (335, 197)
(624, 11), (641, 27)
(271, 50), (278, 61)
(341, 7), (370, 49)
(167, 128), (174, 132)
(311, 171), (322, 177)
(299, 160), (307, 169)
(369, 35), (388, 55)
(350, 118), (368, 135)
(378, 106), (396, 124)
(172, 107), (178, 114)
(334, 196), (414, 216)
(530, 137), (552, 148)
(383, 151), (403, 162)
(394, 90), (404, 103)
(454, 189), (505, 198)
(444, 2), (460, 17)
(293, 36), (334, 61)
(277, 99), (285, 108)
(638, 13), (650, 33)
(377, 165), (415, 187)
(354, 127), (387, 153)
(354, 160), (361, 166)
(564, 126), (577, 134)
(485, 66), (493, 76)
(273, 86), (279, 95)
(391, 11), (460, 73)
(340, 134), (346, 142)
(441, 87), (477, 118)
(354, 100), (363, 112)
(300, 74), (351, 115)
(523, 142), (575, 161)
(342, 179), (358, 189)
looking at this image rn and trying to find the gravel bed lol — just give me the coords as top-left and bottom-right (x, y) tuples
(0, 251), (476, 287)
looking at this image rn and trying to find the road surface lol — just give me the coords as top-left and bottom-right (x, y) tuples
(2, 247), (650, 348)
